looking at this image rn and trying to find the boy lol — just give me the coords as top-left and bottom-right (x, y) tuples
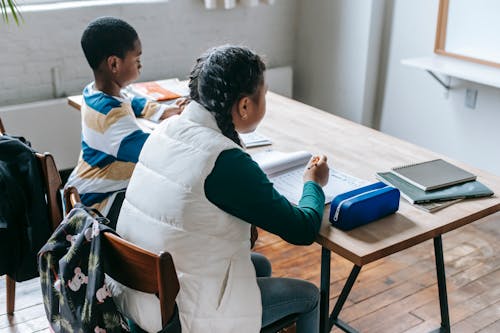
(66, 17), (183, 222)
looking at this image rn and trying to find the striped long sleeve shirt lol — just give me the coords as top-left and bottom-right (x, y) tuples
(66, 82), (166, 215)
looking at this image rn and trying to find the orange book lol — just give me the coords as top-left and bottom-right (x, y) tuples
(130, 81), (182, 101)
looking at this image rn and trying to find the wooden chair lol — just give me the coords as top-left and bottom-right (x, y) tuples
(0, 117), (63, 315)
(64, 186), (180, 329)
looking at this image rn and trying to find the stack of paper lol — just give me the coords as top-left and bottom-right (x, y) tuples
(376, 171), (493, 213)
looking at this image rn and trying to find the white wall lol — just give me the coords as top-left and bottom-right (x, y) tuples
(379, 0), (500, 176)
(0, 0), (297, 106)
(294, 0), (385, 125)
(0, 0), (297, 169)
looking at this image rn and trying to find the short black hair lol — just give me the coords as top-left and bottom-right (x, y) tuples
(81, 16), (139, 70)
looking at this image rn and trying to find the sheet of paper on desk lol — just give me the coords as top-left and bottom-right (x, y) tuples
(127, 78), (189, 102)
(155, 79), (190, 97)
(273, 167), (368, 205)
(252, 150), (368, 205)
(240, 131), (272, 148)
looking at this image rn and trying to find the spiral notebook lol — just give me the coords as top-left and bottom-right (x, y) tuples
(390, 159), (476, 191)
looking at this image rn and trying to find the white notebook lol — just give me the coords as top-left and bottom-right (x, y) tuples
(252, 150), (367, 205)
(390, 159), (476, 191)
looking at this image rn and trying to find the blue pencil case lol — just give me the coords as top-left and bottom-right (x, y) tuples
(329, 182), (400, 231)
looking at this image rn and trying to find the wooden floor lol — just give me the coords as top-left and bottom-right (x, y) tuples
(1, 212), (500, 332)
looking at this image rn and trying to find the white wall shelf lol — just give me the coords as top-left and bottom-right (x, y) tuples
(401, 56), (500, 90)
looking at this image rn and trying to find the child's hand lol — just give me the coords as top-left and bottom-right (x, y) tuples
(159, 98), (189, 120)
(303, 155), (329, 187)
(175, 97), (190, 109)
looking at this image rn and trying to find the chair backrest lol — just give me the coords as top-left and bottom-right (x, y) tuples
(64, 186), (180, 327)
(36, 152), (63, 231)
(103, 231), (180, 327)
(0, 117), (5, 135)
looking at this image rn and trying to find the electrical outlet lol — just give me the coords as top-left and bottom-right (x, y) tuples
(465, 88), (478, 109)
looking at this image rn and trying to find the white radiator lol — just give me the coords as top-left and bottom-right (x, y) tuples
(0, 98), (81, 170)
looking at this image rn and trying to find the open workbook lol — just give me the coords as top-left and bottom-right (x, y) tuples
(127, 78), (189, 102)
(252, 150), (368, 205)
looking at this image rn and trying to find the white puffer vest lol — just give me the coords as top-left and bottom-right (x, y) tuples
(113, 101), (262, 333)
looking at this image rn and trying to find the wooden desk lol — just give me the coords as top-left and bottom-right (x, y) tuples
(68, 92), (500, 332)
(67, 95), (82, 111)
(254, 93), (500, 333)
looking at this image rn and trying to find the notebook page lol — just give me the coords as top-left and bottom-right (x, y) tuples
(269, 165), (305, 205)
(155, 79), (190, 97)
(322, 169), (368, 204)
(253, 150), (368, 205)
(270, 167), (367, 205)
(252, 150), (311, 175)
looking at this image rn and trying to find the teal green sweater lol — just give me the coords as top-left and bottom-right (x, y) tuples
(204, 148), (325, 245)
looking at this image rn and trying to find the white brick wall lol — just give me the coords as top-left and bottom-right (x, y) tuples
(0, 0), (297, 106)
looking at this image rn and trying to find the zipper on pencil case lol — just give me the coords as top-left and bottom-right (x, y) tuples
(332, 186), (389, 222)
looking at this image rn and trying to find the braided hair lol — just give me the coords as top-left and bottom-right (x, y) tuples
(188, 45), (266, 146)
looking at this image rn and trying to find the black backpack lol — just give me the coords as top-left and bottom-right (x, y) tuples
(0, 134), (52, 281)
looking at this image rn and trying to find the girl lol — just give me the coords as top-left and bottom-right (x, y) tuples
(113, 45), (329, 332)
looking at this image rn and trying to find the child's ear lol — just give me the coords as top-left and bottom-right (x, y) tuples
(237, 96), (250, 120)
(107, 56), (120, 74)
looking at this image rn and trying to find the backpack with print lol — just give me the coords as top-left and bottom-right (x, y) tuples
(38, 204), (126, 333)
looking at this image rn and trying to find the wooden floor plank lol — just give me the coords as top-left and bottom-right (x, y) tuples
(0, 304), (46, 329)
(410, 268), (500, 326)
(324, 236), (494, 325)
(452, 299), (500, 332)
(0, 314), (49, 333)
(0, 278), (43, 317)
(477, 319), (500, 333)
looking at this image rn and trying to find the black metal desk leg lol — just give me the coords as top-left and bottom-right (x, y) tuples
(434, 236), (450, 333)
(320, 248), (331, 333)
(330, 265), (361, 332)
